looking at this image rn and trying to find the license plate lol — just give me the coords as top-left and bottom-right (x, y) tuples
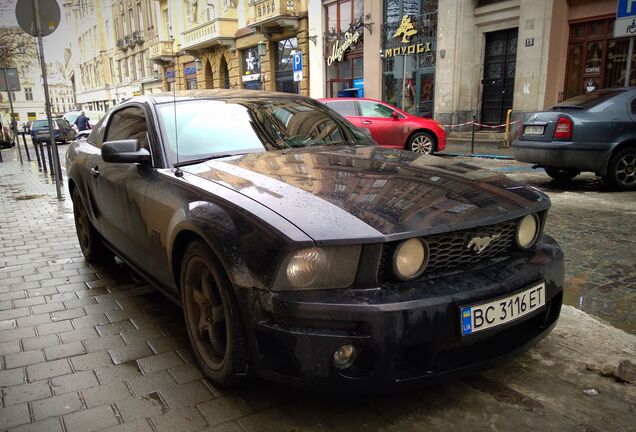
(461, 282), (546, 336)
(524, 125), (545, 135)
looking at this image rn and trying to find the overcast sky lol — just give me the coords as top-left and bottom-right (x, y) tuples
(0, 0), (73, 64)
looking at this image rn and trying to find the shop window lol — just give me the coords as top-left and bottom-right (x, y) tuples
(275, 38), (299, 94)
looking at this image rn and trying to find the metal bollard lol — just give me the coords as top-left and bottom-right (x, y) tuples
(39, 140), (47, 173)
(33, 140), (42, 168)
(471, 113), (476, 155)
(45, 141), (55, 177)
(21, 132), (31, 161)
(0, 146), (3, 163)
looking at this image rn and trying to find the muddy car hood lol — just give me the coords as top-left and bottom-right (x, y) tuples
(183, 146), (549, 244)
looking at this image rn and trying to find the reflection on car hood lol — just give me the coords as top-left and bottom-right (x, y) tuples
(183, 146), (549, 243)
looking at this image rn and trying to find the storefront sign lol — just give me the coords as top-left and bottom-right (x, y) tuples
(184, 66), (197, 75)
(384, 42), (431, 58)
(242, 48), (262, 84)
(165, 70), (175, 79)
(383, 15), (432, 58)
(327, 30), (361, 65)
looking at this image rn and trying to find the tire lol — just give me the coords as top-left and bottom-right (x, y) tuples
(604, 148), (636, 191)
(407, 131), (436, 154)
(71, 188), (113, 263)
(180, 240), (249, 388)
(544, 167), (580, 181)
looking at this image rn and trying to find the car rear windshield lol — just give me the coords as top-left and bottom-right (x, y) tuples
(32, 120), (48, 128)
(553, 89), (625, 110)
(156, 98), (371, 164)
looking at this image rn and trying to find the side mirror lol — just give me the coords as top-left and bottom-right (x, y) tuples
(102, 139), (151, 164)
(391, 111), (400, 120)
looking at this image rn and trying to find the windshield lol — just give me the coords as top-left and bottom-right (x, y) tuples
(156, 98), (372, 165)
(554, 89), (625, 109)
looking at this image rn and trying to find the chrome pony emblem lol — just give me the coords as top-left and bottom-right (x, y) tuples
(466, 234), (501, 254)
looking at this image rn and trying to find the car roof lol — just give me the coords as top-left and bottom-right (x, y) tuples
(318, 97), (387, 104)
(127, 90), (316, 105)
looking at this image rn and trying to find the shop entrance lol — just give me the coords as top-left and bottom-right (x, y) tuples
(480, 28), (518, 127)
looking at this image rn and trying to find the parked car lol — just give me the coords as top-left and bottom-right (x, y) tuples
(512, 88), (636, 190)
(66, 90), (563, 391)
(30, 118), (76, 143)
(319, 97), (446, 154)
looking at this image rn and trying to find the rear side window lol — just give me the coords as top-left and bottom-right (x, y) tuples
(325, 100), (357, 116)
(359, 101), (395, 118)
(555, 89), (624, 110)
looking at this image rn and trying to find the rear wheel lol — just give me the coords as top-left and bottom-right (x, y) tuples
(407, 131), (436, 154)
(605, 148), (636, 191)
(180, 240), (249, 388)
(71, 188), (113, 263)
(544, 167), (580, 181)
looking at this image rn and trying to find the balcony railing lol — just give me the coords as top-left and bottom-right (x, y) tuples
(247, 0), (300, 28)
(181, 18), (238, 50)
(116, 39), (126, 50)
(149, 40), (174, 61)
(133, 30), (145, 44)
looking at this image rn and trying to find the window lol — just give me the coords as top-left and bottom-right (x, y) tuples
(25, 88), (33, 101)
(104, 106), (148, 148)
(275, 38), (300, 94)
(359, 101), (394, 118)
(325, 100), (357, 116)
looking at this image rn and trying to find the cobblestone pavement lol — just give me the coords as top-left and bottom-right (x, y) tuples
(449, 156), (636, 334)
(0, 146), (634, 432)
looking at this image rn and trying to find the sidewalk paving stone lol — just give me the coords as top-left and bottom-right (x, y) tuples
(80, 381), (132, 408)
(0, 403), (31, 429)
(151, 406), (207, 432)
(5, 349), (45, 369)
(26, 358), (72, 382)
(31, 391), (82, 421)
(2, 381), (52, 406)
(62, 404), (120, 432)
(8, 418), (63, 432)
(50, 370), (99, 395)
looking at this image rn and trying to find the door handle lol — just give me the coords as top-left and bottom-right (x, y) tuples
(90, 166), (99, 178)
(362, 120), (372, 125)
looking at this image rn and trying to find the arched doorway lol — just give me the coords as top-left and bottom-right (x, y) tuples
(219, 56), (230, 89)
(204, 60), (214, 89)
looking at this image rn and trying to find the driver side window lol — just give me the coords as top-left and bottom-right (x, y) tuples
(104, 106), (149, 149)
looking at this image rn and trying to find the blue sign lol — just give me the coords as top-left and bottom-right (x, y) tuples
(617, 0), (636, 18)
(292, 51), (302, 73)
(353, 78), (364, 98)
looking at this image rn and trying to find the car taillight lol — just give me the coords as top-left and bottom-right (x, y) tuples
(553, 117), (573, 140)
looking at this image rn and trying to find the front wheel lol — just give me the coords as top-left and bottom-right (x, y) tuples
(544, 167), (580, 181)
(407, 131), (436, 154)
(71, 188), (113, 263)
(604, 148), (636, 191)
(180, 240), (249, 388)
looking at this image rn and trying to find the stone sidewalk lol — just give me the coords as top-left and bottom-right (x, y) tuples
(1, 147), (635, 432)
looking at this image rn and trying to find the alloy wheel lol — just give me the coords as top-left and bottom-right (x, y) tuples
(615, 154), (636, 186)
(410, 135), (433, 154)
(183, 256), (228, 370)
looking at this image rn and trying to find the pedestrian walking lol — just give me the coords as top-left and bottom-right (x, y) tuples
(74, 111), (91, 131)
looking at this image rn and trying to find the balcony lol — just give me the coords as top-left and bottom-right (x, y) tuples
(180, 18), (237, 51)
(149, 40), (174, 62)
(133, 30), (145, 44)
(247, 0), (300, 31)
(116, 39), (126, 50)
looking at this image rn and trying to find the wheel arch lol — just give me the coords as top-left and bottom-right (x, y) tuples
(405, 129), (437, 151)
(603, 140), (636, 174)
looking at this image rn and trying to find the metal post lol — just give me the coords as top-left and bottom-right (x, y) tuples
(471, 113), (476, 154)
(33, 139), (41, 168)
(39, 140), (47, 173)
(33, 0), (62, 199)
(21, 131), (31, 161)
(626, 37), (634, 87)
(2, 67), (23, 165)
(45, 140), (54, 176)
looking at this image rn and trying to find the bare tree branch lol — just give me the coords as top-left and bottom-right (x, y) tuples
(0, 26), (37, 67)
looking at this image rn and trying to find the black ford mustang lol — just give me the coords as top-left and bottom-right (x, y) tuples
(66, 90), (563, 391)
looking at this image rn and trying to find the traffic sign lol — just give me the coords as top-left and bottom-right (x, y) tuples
(615, 0), (636, 37)
(15, 0), (60, 37)
(292, 51), (302, 82)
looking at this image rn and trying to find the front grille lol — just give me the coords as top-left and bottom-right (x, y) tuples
(379, 219), (518, 284)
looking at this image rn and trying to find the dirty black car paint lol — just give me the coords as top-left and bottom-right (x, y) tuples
(66, 90), (564, 391)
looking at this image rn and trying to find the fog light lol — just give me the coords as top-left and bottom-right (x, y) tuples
(333, 344), (358, 369)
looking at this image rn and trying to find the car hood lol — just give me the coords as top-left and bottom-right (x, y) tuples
(182, 146), (549, 244)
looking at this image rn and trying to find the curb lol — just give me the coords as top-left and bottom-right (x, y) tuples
(439, 152), (514, 160)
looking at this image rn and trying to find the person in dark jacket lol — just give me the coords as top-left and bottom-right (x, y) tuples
(74, 111), (90, 131)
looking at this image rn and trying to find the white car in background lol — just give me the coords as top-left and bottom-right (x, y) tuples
(63, 110), (105, 132)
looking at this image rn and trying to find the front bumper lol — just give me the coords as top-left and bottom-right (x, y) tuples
(512, 139), (610, 173)
(241, 236), (564, 392)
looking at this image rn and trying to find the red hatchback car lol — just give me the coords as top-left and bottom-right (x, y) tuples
(319, 97), (446, 154)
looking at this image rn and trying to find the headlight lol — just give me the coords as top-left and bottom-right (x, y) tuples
(516, 214), (540, 249)
(275, 246), (361, 291)
(393, 238), (429, 281)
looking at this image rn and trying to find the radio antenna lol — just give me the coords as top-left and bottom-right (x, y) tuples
(172, 34), (183, 177)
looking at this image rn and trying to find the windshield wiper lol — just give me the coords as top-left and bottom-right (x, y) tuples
(173, 153), (241, 168)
